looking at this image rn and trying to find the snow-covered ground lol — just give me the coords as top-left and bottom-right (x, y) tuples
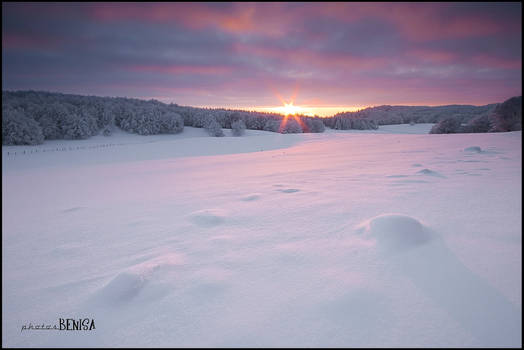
(2, 124), (521, 347)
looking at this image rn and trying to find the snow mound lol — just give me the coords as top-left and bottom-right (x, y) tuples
(90, 254), (182, 306)
(356, 214), (432, 253)
(416, 168), (446, 178)
(188, 209), (226, 227)
(94, 271), (148, 304)
(464, 146), (482, 153)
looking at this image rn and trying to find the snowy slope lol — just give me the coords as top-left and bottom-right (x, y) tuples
(2, 124), (521, 347)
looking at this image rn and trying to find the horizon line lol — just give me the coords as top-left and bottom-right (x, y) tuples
(3, 89), (513, 117)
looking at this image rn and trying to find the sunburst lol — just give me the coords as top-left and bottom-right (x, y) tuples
(277, 101), (310, 133)
(281, 102), (301, 116)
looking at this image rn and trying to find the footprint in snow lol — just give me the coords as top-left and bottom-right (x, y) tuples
(61, 206), (86, 213)
(278, 188), (300, 193)
(416, 168), (446, 178)
(464, 146), (483, 153)
(241, 193), (261, 201)
(386, 175), (409, 178)
(464, 146), (500, 155)
(188, 209), (226, 227)
(389, 179), (429, 186)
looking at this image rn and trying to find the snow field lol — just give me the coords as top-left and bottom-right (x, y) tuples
(2, 125), (521, 347)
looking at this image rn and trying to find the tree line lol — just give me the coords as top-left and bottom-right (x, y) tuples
(2, 91), (331, 145)
(3, 90), (520, 145)
(429, 96), (522, 134)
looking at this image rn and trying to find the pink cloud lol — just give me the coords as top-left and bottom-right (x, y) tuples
(2, 33), (60, 50)
(470, 55), (522, 70)
(293, 3), (508, 41)
(382, 3), (504, 41)
(408, 49), (457, 64)
(125, 64), (233, 75)
(86, 3), (515, 44)
(89, 3), (290, 37)
(407, 49), (521, 71)
(233, 43), (387, 72)
(3, 2), (520, 109)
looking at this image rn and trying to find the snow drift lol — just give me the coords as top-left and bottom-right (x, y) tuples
(355, 214), (432, 253)
(2, 125), (521, 347)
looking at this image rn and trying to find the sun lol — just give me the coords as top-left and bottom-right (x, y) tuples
(276, 101), (314, 116)
(269, 92), (315, 116)
(281, 102), (301, 116)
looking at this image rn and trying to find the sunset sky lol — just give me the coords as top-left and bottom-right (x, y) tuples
(2, 2), (522, 116)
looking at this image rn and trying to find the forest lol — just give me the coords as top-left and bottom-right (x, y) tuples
(2, 91), (521, 145)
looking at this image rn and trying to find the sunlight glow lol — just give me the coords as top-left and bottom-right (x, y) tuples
(272, 101), (315, 116)
(281, 102), (301, 116)
(234, 90), (364, 117)
(275, 100), (311, 133)
(249, 105), (363, 117)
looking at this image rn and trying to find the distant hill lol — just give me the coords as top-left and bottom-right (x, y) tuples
(322, 97), (521, 134)
(332, 103), (498, 125)
(429, 96), (522, 134)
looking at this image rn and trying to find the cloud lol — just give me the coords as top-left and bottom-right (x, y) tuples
(2, 2), (521, 109)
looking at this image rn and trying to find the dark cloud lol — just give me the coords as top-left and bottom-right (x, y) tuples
(2, 2), (521, 109)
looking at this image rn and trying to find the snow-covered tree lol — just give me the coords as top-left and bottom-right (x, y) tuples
(37, 102), (70, 139)
(279, 117), (303, 133)
(489, 96), (522, 132)
(304, 117), (326, 133)
(2, 108), (44, 145)
(231, 119), (246, 136)
(263, 119), (280, 132)
(430, 118), (461, 134)
(204, 117), (224, 137)
(159, 111), (184, 134)
(462, 114), (492, 133)
(61, 113), (92, 139)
